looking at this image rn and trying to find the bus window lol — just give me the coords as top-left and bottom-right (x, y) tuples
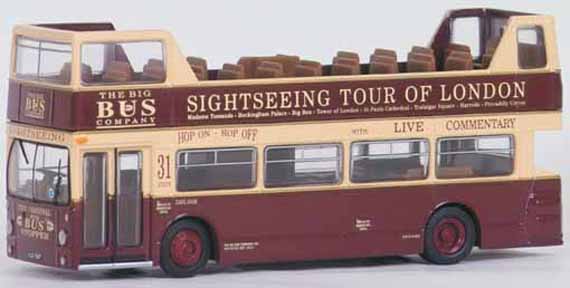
(177, 148), (256, 191)
(436, 135), (514, 179)
(351, 139), (428, 183)
(117, 152), (142, 247)
(517, 26), (547, 69)
(81, 41), (165, 85)
(8, 140), (69, 205)
(265, 144), (342, 188)
(15, 37), (72, 85)
(83, 153), (107, 249)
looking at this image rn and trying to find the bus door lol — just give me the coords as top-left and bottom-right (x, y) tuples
(80, 148), (150, 265)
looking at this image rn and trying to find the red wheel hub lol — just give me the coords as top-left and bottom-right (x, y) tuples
(170, 229), (202, 267)
(432, 218), (466, 255)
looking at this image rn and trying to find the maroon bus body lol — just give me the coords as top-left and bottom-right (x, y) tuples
(6, 178), (561, 268)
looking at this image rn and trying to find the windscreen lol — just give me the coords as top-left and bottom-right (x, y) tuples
(8, 139), (70, 205)
(15, 36), (72, 85)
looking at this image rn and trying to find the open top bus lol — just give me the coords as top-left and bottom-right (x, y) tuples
(5, 8), (562, 277)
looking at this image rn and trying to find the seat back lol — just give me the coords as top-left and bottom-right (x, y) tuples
(407, 50), (436, 72)
(217, 63), (245, 80)
(187, 56), (208, 80)
(254, 61), (284, 78)
(143, 58), (166, 81)
(332, 51), (360, 75)
(444, 51), (474, 71)
(369, 55), (398, 74)
(294, 60), (322, 77)
(102, 61), (132, 82)
(373, 48), (397, 61)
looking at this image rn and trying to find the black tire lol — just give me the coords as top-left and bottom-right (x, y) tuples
(420, 207), (475, 265)
(160, 220), (211, 277)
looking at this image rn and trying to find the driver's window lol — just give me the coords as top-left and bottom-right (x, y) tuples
(81, 41), (165, 85)
(452, 17), (480, 58)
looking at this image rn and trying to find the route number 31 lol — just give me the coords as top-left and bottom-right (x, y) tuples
(157, 154), (171, 180)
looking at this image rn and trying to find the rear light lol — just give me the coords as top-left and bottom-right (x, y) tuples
(58, 229), (68, 246)
(59, 256), (67, 267)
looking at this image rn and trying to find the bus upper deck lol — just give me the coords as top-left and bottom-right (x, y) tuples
(6, 8), (561, 131)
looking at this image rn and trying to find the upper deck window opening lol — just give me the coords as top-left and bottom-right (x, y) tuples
(265, 144), (342, 188)
(517, 26), (546, 69)
(177, 147), (257, 191)
(81, 41), (165, 85)
(451, 17), (480, 58)
(15, 37), (72, 85)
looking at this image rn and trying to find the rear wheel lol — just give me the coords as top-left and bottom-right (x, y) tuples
(421, 207), (475, 265)
(160, 220), (211, 277)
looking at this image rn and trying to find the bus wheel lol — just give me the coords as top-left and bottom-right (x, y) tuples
(160, 220), (211, 277)
(420, 207), (475, 265)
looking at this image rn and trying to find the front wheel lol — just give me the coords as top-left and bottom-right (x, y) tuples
(160, 220), (211, 277)
(420, 207), (475, 265)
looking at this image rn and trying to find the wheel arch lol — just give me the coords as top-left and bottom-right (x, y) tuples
(166, 215), (220, 262)
(427, 202), (482, 247)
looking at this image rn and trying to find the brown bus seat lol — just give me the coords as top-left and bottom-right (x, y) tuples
(444, 51), (473, 71)
(217, 70), (243, 80)
(274, 54), (301, 76)
(411, 46), (435, 57)
(373, 48), (397, 60)
(217, 63), (245, 80)
(333, 56), (359, 66)
(332, 56), (360, 75)
(58, 62), (72, 83)
(80, 64), (94, 83)
(368, 54), (398, 74)
(445, 43), (471, 57)
(298, 59), (322, 69)
(254, 61), (284, 78)
(407, 52), (435, 72)
(59, 62), (95, 83)
(143, 58), (166, 81)
(295, 60), (322, 77)
(187, 56), (207, 69)
(102, 61), (132, 82)
(369, 55), (398, 74)
(437, 166), (475, 178)
(336, 51), (360, 62)
(218, 63), (245, 80)
(238, 55), (300, 78)
(331, 63), (360, 75)
(187, 56), (208, 80)
(191, 65), (208, 81)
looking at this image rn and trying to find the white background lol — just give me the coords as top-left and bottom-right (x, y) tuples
(0, 0), (569, 287)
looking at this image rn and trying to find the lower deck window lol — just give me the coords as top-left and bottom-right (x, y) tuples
(177, 148), (256, 191)
(437, 135), (514, 178)
(265, 144), (342, 187)
(351, 139), (428, 182)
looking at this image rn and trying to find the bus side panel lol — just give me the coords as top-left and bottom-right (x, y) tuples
(151, 190), (351, 266)
(341, 186), (433, 258)
(149, 179), (561, 267)
(524, 178), (562, 246)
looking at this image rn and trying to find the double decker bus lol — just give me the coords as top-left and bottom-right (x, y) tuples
(5, 8), (562, 277)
